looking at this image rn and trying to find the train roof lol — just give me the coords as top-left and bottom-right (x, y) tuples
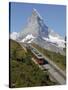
(32, 48), (43, 59)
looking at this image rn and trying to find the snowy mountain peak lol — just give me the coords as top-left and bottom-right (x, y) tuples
(21, 8), (49, 38)
(10, 8), (65, 55)
(32, 8), (43, 20)
(20, 34), (35, 43)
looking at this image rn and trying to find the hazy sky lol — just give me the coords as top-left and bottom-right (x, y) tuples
(10, 2), (66, 37)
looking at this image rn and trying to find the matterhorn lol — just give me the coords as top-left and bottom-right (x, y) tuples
(10, 8), (65, 55)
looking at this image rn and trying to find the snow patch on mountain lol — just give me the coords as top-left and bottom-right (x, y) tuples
(20, 34), (35, 43)
(42, 35), (65, 48)
(10, 32), (19, 40)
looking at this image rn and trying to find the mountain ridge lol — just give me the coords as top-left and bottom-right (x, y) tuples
(10, 8), (65, 55)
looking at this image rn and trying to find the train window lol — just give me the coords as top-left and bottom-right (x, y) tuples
(35, 52), (39, 54)
(43, 60), (48, 64)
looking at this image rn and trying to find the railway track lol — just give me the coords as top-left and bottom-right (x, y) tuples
(27, 44), (66, 85)
(19, 43), (66, 85)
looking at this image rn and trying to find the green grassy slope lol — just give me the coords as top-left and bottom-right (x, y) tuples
(32, 43), (66, 71)
(9, 40), (56, 88)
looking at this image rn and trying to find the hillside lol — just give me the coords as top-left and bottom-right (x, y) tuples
(9, 39), (56, 88)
